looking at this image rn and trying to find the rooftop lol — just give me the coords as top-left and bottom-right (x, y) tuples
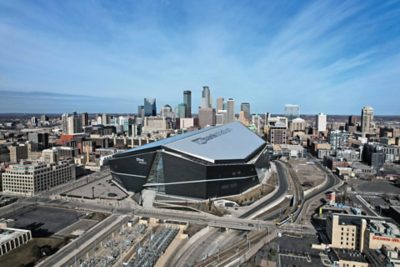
(114, 122), (266, 163)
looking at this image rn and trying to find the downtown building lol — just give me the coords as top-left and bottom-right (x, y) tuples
(108, 122), (269, 199)
(2, 160), (76, 195)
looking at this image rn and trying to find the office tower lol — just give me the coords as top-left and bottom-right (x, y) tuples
(317, 113), (327, 132)
(216, 110), (227, 125)
(144, 98), (157, 116)
(2, 161), (76, 195)
(226, 98), (235, 123)
(61, 113), (69, 133)
(361, 106), (374, 134)
(40, 114), (49, 123)
(102, 113), (110, 125)
(28, 132), (49, 151)
(81, 112), (89, 127)
(183, 90), (192, 118)
(176, 103), (186, 118)
(348, 115), (357, 126)
(216, 97), (224, 111)
(8, 144), (28, 163)
(137, 105), (144, 118)
(201, 86), (212, 109)
(240, 102), (251, 121)
(284, 104), (300, 121)
(328, 130), (350, 150)
(198, 108), (216, 128)
(67, 112), (82, 134)
(161, 105), (174, 118)
(269, 126), (287, 144)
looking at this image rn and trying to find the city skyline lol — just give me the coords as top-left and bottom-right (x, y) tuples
(0, 1), (399, 114)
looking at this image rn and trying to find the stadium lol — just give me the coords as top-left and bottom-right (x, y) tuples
(108, 122), (270, 199)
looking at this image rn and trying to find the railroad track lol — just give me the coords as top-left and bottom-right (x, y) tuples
(194, 230), (268, 267)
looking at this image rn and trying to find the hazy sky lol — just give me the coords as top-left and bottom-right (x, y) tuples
(0, 0), (399, 114)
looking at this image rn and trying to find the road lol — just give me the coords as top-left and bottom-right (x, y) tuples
(239, 161), (289, 219)
(294, 157), (341, 224)
(37, 214), (127, 267)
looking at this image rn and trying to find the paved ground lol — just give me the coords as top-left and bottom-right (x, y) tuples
(248, 234), (325, 267)
(64, 175), (127, 200)
(56, 219), (98, 237)
(4, 206), (83, 237)
(352, 179), (400, 194)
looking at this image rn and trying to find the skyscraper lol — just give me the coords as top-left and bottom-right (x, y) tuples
(316, 113), (327, 132)
(67, 112), (82, 134)
(137, 105), (144, 118)
(201, 86), (211, 109)
(284, 104), (300, 121)
(81, 112), (89, 127)
(216, 97), (224, 111)
(183, 90), (192, 118)
(176, 104), (186, 118)
(361, 106), (374, 134)
(61, 113), (69, 133)
(240, 102), (251, 121)
(198, 108), (216, 128)
(226, 98), (235, 123)
(144, 98), (157, 116)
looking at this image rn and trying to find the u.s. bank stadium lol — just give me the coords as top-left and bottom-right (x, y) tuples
(108, 122), (270, 199)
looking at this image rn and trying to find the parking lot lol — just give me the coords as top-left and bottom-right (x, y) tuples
(4, 206), (84, 237)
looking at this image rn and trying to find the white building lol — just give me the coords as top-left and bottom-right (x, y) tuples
(2, 161), (76, 195)
(317, 113), (327, 132)
(0, 225), (32, 256)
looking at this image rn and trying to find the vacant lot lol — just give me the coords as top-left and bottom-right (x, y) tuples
(0, 237), (69, 267)
(290, 159), (325, 189)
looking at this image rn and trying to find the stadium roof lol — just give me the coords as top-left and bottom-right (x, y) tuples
(115, 122), (265, 163)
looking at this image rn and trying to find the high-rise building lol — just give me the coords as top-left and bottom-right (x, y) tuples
(226, 98), (235, 123)
(67, 112), (83, 134)
(216, 97), (224, 111)
(61, 113), (68, 133)
(216, 110), (227, 125)
(317, 113), (327, 132)
(137, 105), (144, 118)
(161, 105), (174, 118)
(269, 126), (287, 144)
(183, 90), (192, 118)
(361, 106), (374, 134)
(144, 98), (157, 116)
(201, 86), (212, 109)
(198, 108), (216, 128)
(328, 130), (350, 150)
(40, 114), (49, 123)
(8, 144), (28, 163)
(240, 102), (251, 121)
(28, 132), (49, 151)
(81, 112), (89, 127)
(101, 113), (110, 125)
(284, 104), (300, 121)
(176, 103), (186, 118)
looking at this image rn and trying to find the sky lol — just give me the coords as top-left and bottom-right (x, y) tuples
(0, 0), (399, 115)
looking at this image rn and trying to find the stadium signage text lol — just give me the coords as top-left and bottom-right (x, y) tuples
(191, 128), (232, 145)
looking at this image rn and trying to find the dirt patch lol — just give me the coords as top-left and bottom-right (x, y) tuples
(0, 237), (69, 267)
(289, 159), (325, 190)
(184, 223), (206, 237)
(83, 212), (109, 221)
